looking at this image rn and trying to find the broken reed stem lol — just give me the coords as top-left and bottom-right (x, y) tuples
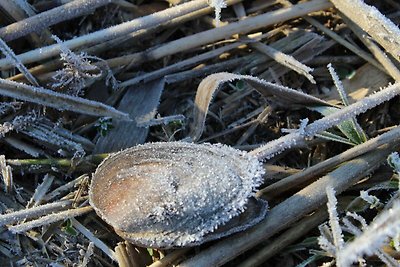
(0, 78), (130, 120)
(0, 200), (72, 227)
(71, 218), (117, 261)
(178, 146), (393, 267)
(120, 42), (244, 87)
(9, 205), (93, 233)
(121, 29), (282, 87)
(278, 0), (386, 73)
(339, 13), (400, 81)
(237, 207), (328, 267)
(248, 40), (315, 84)
(8, 0), (243, 82)
(107, 0), (333, 70)
(0, 0), (112, 42)
(258, 125), (400, 198)
(304, 16), (386, 73)
(0, 0), (223, 69)
(250, 82), (400, 160)
(329, 0), (400, 63)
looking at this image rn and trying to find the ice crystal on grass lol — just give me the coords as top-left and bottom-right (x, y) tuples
(359, 190), (383, 209)
(388, 152), (400, 175)
(51, 35), (117, 96)
(0, 110), (39, 137)
(0, 102), (21, 115)
(0, 38), (39, 86)
(326, 187), (345, 251)
(319, 186), (400, 266)
(337, 201), (400, 267)
(0, 155), (13, 194)
(327, 63), (349, 106)
(208, 0), (227, 27)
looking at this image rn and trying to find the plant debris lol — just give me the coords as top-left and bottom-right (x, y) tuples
(0, 0), (399, 266)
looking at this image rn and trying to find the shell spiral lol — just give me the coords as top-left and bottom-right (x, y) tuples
(89, 142), (267, 248)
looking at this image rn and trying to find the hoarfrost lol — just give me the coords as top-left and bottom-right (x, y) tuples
(208, 0), (227, 27)
(0, 38), (39, 86)
(51, 35), (117, 96)
(89, 142), (266, 248)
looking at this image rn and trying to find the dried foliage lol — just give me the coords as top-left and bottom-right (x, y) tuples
(0, 0), (399, 266)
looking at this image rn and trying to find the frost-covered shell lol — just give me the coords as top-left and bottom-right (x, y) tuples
(89, 142), (267, 248)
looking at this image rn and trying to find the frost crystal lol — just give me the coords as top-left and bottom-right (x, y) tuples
(208, 0), (227, 27)
(89, 142), (267, 248)
(51, 35), (117, 96)
(0, 110), (39, 137)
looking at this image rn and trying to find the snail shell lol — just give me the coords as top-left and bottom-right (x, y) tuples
(89, 142), (268, 248)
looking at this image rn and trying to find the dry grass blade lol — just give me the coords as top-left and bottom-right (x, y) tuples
(304, 17), (385, 73)
(94, 78), (164, 153)
(0, 0), (112, 42)
(248, 39), (316, 83)
(27, 174), (54, 207)
(9, 205), (93, 233)
(258, 125), (400, 198)
(0, 200), (72, 227)
(238, 207), (328, 267)
(329, 0), (400, 62)
(339, 14), (400, 82)
(189, 72), (332, 141)
(108, 0), (333, 70)
(71, 218), (117, 261)
(120, 42), (243, 87)
(251, 82), (400, 160)
(0, 38), (39, 86)
(0, 0), (216, 69)
(0, 78), (130, 120)
(178, 146), (394, 267)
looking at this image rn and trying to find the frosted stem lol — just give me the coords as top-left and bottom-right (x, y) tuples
(252, 82), (400, 160)
(329, 0), (400, 63)
(0, 78), (130, 120)
(0, 200), (72, 227)
(0, 0), (112, 42)
(9, 205), (93, 233)
(0, 0), (215, 69)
